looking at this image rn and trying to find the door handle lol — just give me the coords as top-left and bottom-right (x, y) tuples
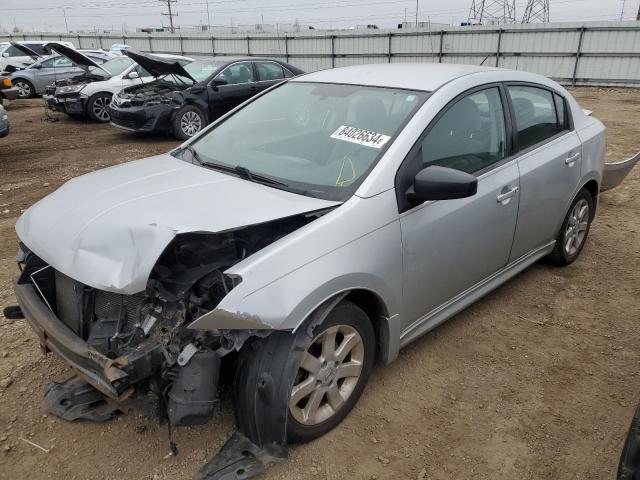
(565, 151), (581, 166)
(497, 186), (519, 204)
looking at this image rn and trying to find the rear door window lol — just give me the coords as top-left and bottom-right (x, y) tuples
(256, 61), (285, 81)
(508, 85), (565, 150)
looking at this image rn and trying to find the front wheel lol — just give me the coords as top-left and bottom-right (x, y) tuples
(13, 79), (34, 99)
(287, 300), (375, 443)
(548, 188), (594, 266)
(172, 105), (207, 140)
(87, 93), (112, 122)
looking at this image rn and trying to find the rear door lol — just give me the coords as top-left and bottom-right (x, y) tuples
(255, 61), (286, 93)
(506, 84), (581, 261)
(207, 61), (258, 120)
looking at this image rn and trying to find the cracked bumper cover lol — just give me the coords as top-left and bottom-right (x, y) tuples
(45, 93), (86, 114)
(14, 278), (141, 401)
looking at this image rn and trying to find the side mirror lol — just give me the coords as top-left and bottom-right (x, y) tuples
(31, 63), (42, 69)
(127, 71), (139, 79)
(1, 53), (9, 58)
(407, 165), (478, 203)
(212, 78), (227, 87)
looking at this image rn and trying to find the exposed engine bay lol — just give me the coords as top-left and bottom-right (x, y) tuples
(114, 79), (189, 107)
(16, 212), (319, 426)
(44, 72), (107, 95)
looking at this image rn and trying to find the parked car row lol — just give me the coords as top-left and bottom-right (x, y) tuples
(2, 41), (304, 139)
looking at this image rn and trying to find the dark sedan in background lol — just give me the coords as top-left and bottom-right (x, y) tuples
(109, 52), (303, 139)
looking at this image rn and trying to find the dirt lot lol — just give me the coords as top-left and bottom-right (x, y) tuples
(0, 89), (639, 480)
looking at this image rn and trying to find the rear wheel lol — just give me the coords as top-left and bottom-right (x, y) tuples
(172, 105), (206, 140)
(548, 188), (594, 266)
(13, 79), (34, 99)
(86, 93), (112, 122)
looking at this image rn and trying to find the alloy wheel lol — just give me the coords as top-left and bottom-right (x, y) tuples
(289, 325), (364, 426)
(564, 198), (589, 256)
(180, 111), (202, 137)
(15, 81), (32, 98)
(92, 96), (111, 121)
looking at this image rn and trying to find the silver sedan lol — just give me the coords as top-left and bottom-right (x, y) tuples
(10, 63), (638, 478)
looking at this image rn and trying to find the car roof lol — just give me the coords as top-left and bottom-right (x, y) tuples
(293, 63), (507, 92)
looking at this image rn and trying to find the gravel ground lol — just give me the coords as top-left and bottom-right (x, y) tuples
(0, 88), (639, 480)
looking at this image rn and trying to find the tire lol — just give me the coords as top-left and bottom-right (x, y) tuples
(13, 79), (34, 99)
(547, 187), (594, 266)
(287, 300), (375, 443)
(234, 300), (375, 446)
(86, 93), (112, 122)
(172, 105), (206, 140)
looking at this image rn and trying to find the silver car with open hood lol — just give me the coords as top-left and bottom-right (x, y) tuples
(7, 63), (638, 479)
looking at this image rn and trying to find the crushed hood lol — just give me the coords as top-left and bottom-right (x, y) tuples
(16, 154), (339, 294)
(124, 49), (195, 82)
(44, 42), (110, 74)
(10, 41), (43, 60)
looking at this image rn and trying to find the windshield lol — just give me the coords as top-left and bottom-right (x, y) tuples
(184, 82), (427, 201)
(90, 56), (133, 76)
(183, 60), (225, 82)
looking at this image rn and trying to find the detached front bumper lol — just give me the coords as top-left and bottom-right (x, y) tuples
(109, 102), (174, 133)
(1, 86), (19, 101)
(15, 279), (137, 400)
(45, 93), (86, 115)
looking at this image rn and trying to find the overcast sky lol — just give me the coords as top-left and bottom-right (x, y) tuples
(2, 0), (639, 32)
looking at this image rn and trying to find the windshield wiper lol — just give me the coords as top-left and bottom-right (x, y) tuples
(182, 145), (296, 191)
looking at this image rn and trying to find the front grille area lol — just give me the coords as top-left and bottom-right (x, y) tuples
(94, 290), (147, 331)
(110, 109), (146, 130)
(54, 270), (84, 336)
(52, 269), (147, 338)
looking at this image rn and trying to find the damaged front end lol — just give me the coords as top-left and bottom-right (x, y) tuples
(110, 80), (190, 132)
(10, 208), (329, 477)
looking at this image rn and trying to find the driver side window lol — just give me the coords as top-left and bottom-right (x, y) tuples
(421, 87), (507, 174)
(215, 62), (255, 85)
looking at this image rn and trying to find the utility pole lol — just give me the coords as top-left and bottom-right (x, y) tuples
(620, 0), (627, 21)
(62, 7), (69, 33)
(415, 0), (419, 27)
(637, 2), (640, 20)
(160, 0), (178, 34)
(205, 0), (211, 30)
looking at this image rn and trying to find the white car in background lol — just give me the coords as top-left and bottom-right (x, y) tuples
(47, 51), (193, 122)
(0, 41), (75, 71)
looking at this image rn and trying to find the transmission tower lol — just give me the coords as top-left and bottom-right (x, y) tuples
(468, 0), (516, 24)
(522, 0), (550, 23)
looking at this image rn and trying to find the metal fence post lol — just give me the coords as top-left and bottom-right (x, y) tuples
(284, 36), (289, 62)
(247, 36), (251, 55)
(572, 26), (586, 86)
(179, 34), (184, 55)
(147, 35), (152, 52)
(211, 36), (215, 55)
(388, 33), (392, 63)
(331, 35), (336, 68)
(438, 31), (444, 63)
(496, 29), (503, 67)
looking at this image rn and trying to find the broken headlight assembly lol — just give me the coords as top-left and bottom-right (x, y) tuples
(56, 83), (86, 94)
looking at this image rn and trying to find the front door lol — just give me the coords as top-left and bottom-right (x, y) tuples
(208, 61), (258, 120)
(398, 86), (520, 331)
(505, 85), (582, 261)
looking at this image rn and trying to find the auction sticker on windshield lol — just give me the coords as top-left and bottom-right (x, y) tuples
(330, 125), (391, 149)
